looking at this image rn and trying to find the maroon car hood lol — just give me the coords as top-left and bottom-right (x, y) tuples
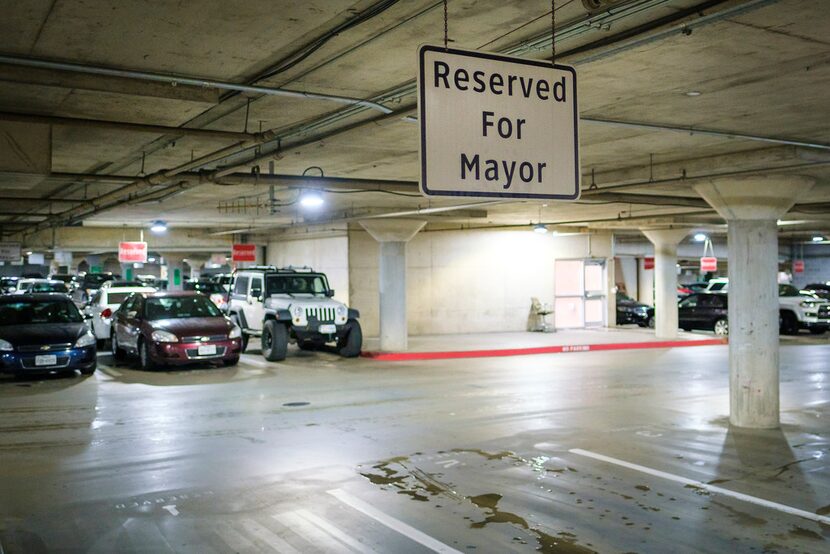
(149, 317), (232, 338)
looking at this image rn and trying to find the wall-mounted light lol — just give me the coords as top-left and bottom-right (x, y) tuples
(150, 220), (167, 233)
(694, 233), (708, 242)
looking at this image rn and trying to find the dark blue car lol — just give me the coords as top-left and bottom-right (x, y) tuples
(0, 294), (97, 376)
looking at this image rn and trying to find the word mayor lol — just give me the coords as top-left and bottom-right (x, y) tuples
(434, 60), (567, 190)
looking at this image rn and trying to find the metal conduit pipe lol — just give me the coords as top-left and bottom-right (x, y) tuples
(0, 55), (393, 114)
(0, 111), (266, 142)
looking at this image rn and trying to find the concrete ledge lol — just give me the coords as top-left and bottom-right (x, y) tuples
(362, 337), (727, 361)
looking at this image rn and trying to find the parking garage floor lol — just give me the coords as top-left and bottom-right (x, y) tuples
(1, 342), (827, 553)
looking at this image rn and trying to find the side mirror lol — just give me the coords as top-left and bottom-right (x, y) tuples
(83, 312), (93, 320)
(325, 289), (335, 298)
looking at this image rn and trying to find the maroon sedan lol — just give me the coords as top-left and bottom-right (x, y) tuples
(110, 291), (242, 370)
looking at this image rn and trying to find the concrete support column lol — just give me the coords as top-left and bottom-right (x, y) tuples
(359, 219), (426, 352)
(163, 254), (185, 291)
(188, 258), (207, 281)
(696, 175), (814, 428)
(642, 228), (690, 339)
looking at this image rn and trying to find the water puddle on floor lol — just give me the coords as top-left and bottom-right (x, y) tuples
(359, 450), (596, 553)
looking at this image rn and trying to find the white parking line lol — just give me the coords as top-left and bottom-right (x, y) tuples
(569, 448), (830, 525)
(275, 510), (374, 553)
(327, 489), (463, 554)
(238, 518), (301, 554)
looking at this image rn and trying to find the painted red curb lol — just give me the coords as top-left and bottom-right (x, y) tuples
(361, 338), (727, 361)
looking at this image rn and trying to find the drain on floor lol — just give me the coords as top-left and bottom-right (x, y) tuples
(282, 401), (310, 407)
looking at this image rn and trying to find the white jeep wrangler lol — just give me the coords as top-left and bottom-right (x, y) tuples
(225, 266), (362, 361)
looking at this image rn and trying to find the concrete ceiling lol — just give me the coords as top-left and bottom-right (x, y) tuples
(0, 0), (828, 248)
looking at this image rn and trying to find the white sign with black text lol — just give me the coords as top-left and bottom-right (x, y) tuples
(418, 45), (580, 200)
(0, 242), (21, 262)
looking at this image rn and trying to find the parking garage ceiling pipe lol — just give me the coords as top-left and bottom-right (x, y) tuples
(0, 55), (393, 114)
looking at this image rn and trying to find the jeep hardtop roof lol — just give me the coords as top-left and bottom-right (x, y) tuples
(234, 266), (318, 274)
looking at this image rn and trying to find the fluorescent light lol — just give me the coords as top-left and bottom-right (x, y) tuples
(812, 235), (824, 242)
(694, 233), (707, 242)
(150, 220), (167, 233)
(533, 223), (548, 234)
(148, 257), (156, 263)
(300, 191), (324, 209)
(685, 91), (702, 97)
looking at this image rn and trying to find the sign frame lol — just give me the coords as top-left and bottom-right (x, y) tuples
(0, 242), (21, 263)
(700, 256), (718, 272)
(232, 243), (257, 263)
(418, 44), (580, 200)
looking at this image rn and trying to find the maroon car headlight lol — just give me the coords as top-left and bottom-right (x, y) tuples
(228, 326), (242, 339)
(151, 330), (179, 343)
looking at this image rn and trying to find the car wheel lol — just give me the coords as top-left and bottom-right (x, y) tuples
(261, 320), (288, 361)
(139, 339), (157, 371)
(111, 332), (126, 361)
(780, 311), (798, 335)
(647, 316), (655, 329)
(80, 362), (97, 376)
(338, 320), (363, 358)
(713, 318), (729, 337)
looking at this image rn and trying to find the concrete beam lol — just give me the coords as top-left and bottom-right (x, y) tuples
(21, 226), (233, 253)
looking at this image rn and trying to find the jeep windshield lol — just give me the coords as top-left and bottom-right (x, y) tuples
(265, 274), (329, 296)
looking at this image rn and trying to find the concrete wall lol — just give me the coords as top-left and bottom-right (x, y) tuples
(265, 234), (350, 305)
(349, 229), (614, 337)
(791, 244), (830, 288)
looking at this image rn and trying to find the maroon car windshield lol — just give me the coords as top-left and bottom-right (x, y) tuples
(145, 296), (223, 320)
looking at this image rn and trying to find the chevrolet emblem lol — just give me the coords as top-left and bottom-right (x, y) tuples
(40, 345), (51, 351)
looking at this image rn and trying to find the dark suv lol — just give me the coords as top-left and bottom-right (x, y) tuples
(678, 293), (729, 336)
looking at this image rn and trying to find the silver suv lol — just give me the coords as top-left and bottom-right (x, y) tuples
(226, 266), (362, 361)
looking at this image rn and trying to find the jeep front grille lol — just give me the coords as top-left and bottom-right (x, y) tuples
(305, 307), (335, 322)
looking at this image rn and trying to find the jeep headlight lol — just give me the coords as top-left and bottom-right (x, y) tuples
(228, 326), (242, 339)
(75, 331), (96, 348)
(151, 330), (179, 343)
(336, 305), (347, 317)
(291, 306), (304, 318)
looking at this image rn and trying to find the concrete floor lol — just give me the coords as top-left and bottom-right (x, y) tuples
(0, 341), (827, 553)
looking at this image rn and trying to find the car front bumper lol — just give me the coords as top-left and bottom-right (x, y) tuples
(0, 346), (97, 374)
(150, 338), (242, 365)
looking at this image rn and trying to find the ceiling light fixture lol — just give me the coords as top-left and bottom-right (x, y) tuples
(694, 233), (708, 242)
(684, 90), (702, 97)
(150, 220), (167, 233)
(300, 191), (324, 209)
(812, 235), (825, 242)
(533, 223), (548, 234)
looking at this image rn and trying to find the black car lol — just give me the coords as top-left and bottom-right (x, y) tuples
(803, 283), (830, 300)
(616, 294), (654, 327)
(0, 294), (97, 376)
(1, 277), (18, 294)
(678, 292), (729, 336)
(73, 272), (120, 303)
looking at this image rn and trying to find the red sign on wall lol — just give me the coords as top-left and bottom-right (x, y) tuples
(643, 257), (655, 270)
(793, 260), (805, 273)
(700, 256), (718, 272)
(232, 243), (257, 262)
(118, 241), (147, 263)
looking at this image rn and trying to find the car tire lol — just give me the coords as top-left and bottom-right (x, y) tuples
(647, 315), (655, 329)
(139, 339), (157, 371)
(780, 311), (798, 335)
(111, 332), (126, 361)
(338, 320), (363, 358)
(261, 320), (288, 361)
(713, 318), (729, 337)
(80, 362), (97, 376)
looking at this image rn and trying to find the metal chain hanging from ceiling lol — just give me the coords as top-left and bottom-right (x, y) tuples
(443, 0), (448, 49)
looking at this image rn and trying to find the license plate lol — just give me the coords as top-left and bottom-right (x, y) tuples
(198, 345), (217, 356)
(35, 354), (57, 366)
(319, 324), (336, 334)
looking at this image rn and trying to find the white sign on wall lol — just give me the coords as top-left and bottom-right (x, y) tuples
(418, 45), (580, 200)
(0, 242), (21, 262)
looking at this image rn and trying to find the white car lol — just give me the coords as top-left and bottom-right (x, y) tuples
(84, 285), (157, 343)
(13, 279), (70, 295)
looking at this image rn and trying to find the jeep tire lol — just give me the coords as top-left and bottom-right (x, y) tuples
(261, 320), (288, 361)
(780, 311), (798, 335)
(338, 320), (363, 358)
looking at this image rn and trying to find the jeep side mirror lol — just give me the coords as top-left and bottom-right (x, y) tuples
(325, 289), (335, 297)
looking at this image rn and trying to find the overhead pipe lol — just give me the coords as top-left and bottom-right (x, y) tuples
(0, 54), (393, 114)
(0, 111), (267, 142)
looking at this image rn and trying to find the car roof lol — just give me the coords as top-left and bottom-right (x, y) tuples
(0, 293), (73, 303)
(104, 286), (156, 294)
(140, 291), (203, 298)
